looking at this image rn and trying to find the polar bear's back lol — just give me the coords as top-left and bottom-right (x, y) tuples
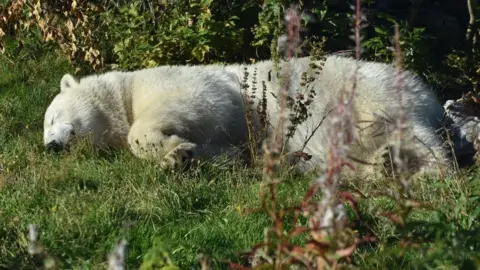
(290, 56), (445, 135)
(291, 56), (443, 121)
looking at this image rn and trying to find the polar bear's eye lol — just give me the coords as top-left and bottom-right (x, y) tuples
(50, 115), (56, 126)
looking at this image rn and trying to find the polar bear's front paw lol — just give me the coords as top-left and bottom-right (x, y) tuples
(160, 143), (197, 171)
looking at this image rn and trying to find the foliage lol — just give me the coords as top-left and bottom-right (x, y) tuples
(139, 238), (181, 270)
(104, 0), (243, 70)
(362, 15), (432, 71)
(0, 0), (480, 269)
(0, 0), (244, 73)
(0, 0), (106, 73)
(0, 0), (478, 93)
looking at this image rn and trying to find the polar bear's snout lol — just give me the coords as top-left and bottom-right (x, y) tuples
(44, 122), (75, 152)
(45, 140), (63, 152)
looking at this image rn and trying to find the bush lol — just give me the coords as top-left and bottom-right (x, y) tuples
(104, 0), (243, 70)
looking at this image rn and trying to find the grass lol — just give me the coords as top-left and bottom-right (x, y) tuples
(0, 51), (315, 269)
(0, 50), (480, 269)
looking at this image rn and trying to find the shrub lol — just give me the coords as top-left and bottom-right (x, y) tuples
(104, 0), (243, 70)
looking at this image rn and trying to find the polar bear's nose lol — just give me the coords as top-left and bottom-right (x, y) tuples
(46, 140), (63, 152)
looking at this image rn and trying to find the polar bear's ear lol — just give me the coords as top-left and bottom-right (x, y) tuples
(60, 74), (78, 92)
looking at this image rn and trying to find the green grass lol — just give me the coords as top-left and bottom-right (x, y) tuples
(0, 51), (479, 269)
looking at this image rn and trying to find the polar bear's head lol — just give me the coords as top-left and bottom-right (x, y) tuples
(43, 74), (108, 152)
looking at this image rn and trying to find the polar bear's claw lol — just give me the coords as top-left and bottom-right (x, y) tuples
(160, 143), (197, 171)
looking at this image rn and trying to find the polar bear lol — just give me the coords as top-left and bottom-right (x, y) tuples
(43, 66), (250, 170)
(43, 55), (450, 176)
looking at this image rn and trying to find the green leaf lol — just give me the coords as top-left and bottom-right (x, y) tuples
(320, 9), (327, 21)
(374, 27), (387, 35)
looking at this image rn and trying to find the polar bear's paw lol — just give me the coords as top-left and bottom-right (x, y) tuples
(160, 143), (198, 171)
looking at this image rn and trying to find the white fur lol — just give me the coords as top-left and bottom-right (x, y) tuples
(44, 66), (248, 170)
(229, 56), (449, 177)
(44, 55), (450, 175)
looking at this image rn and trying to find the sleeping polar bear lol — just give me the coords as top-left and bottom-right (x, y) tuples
(43, 55), (450, 177)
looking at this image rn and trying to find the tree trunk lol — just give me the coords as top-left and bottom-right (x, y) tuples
(466, 0), (479, 92)
(466, 0), (478, 56)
